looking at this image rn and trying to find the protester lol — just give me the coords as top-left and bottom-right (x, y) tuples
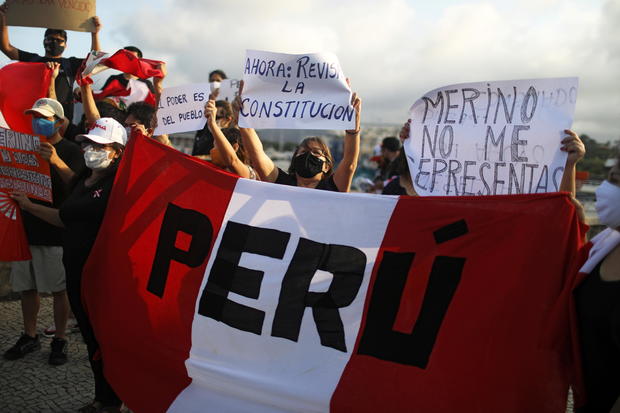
(209, 69), (227, 82)
(11, 117), (127, 413)
(192, 99), (234, 158)
(0, 2), (101, 121)
(574, 152), (620, 413)
(204, 98), (256, 179)
(80, 80), (171, 147)
(382, 151), (417, 196)
(239, 84), (361, 192)
(377, 136), (401, 181)
(3, 98), (85, 366)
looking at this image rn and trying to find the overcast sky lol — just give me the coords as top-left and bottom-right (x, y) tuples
(1, 0), (618, 143)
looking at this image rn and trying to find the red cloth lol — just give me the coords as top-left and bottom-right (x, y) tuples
(83, 136), (237, 412)
(82, 135), (589, 412)
(0, 192), (31, 261)
(76, 49), (164, 86)
(92, 78), (131, 100)
(0, 62), (52, 134)
(332, 195), (589, 413)
(103, 49), (164, 79)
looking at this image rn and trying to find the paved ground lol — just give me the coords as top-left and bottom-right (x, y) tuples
(0, 296), (576, 413)
(0, 296), (94, 412)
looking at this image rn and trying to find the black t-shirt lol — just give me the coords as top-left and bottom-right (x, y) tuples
(59, 170), (116, 267)
(192, 126), (214, 156)
(274, 168), (339, 192)
(17, 50), (83, 122)
(575, 262), (620, 412)
(101, 73), (155, 94)
(23, 139), (86, 246)
(382, 176), (407, 195)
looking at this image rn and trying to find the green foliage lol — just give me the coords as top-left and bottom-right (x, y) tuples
(579, 134), (619, 179)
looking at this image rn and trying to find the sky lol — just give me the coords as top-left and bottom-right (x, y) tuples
(1, 0), (618, 143)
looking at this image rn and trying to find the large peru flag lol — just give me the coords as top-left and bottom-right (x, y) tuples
(83, 135), (588, 413)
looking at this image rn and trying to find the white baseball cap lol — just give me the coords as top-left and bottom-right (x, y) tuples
(77, 117), (127, 146)
(24, 98), (64, 119)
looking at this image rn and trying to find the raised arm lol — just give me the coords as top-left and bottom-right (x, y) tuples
(0, 3), (18, 60)
(10, 192), (64, 227)
(90, 16), (101, 52)
(240, 127), (277, 182)
(236, 81), (278, 182)
(332, 92), (362, 192)
(152, 62), (166, 103)
(46, 62), (60, 99)
(80, 82), (100, 126)
(559, 129), (585, 196)
(205, 99), (250, 178)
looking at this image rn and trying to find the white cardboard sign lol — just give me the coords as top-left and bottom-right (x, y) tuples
(215, 79), (241, 103)
(405, 78), (578, 196)
(154, 83), (211, 135)
(239, 50), (354, 130)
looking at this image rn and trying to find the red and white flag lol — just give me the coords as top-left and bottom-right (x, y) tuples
(76, 49), (164, 85)
(83, 135), (588, 413)
(0, 62), (52, 261)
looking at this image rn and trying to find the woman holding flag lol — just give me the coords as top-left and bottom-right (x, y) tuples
(11, 118), (127, 413)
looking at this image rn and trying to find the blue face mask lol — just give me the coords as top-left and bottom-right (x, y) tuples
(32, 117), (59, 137)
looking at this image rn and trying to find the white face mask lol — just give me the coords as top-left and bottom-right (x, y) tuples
(595, 180), (620, 229)
(84, 146), (113, 170)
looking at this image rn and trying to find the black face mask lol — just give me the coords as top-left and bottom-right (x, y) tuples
(44, 39), (65, 57)
(293, 151), (324, 178)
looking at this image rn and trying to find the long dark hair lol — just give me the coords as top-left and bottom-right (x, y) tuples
(220, 127), (248, 165)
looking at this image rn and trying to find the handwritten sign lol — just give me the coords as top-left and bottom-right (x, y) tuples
(239, 50), (354, 130)
(0, 127), (51, 202)
(154, 83), (211, 135)
(6, 0), (96, 32)
(216, 79), (240, 102)
(404, 78), (578, 196)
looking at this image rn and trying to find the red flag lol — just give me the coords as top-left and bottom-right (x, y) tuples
(83, 135), (588, 413)
(0, 62), (52, 134)
(92, 78), (131, 100)
(91, 78), (157, 108)
(0, 191), (31, 261)
(77, 49), (164, 85)
(103, 50), (164, 79)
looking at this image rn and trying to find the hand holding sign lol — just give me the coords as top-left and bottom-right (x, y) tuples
(9, 190), (32, 210)
(239, 50), (355, 130)
(205, 99), (217, 131)
(404, 78), (579, 196)
(561, 129), (585, 166)
(4, 0), (97, 32)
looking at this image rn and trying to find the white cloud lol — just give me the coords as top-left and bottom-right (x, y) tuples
(108, 0), (619, 142)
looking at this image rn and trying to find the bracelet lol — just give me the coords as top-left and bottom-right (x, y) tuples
(345, 129), (360, 135)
